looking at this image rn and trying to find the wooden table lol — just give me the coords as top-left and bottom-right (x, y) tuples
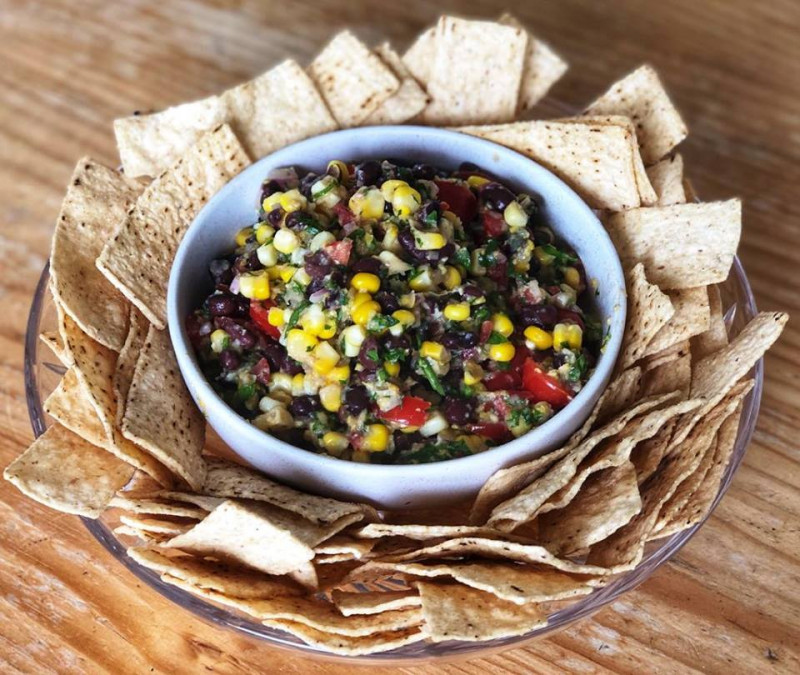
(1, 1), (798, 672)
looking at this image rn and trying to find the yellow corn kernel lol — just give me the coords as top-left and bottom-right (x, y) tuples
(399, 293), (416, 308)
(444, 303), (471, 321)
(553, 323), (583, 351)
(382, 222), (399, 251)
(415, 230), (446, 250)
(279, 266), (297, 283)
(256, 243), (278, 268)
(443, 265), (462, 290)
(392, 309), (415, 326)
(534, 246), (555, 265)
(317, 316), (337, 340)
(349, 187), (385, 220)
(351, 292), (372, 310)
(327, 364), (350, 383)
(266, 265), (284, 280)
(310, 230), (336, 251)
(238, 272), (270, 300)
(351, 272), (381, 294)
(293, 268), (312, 287)
(492, 313), (514, 337)
(262, 192), (284, 212)
(352, 300), (380, 327)
(384, 362), (400, 377)
(380, 179), (408, 202)
(286, 329), (318, 361)
(503, 201), (528, 229)
(420, 341), (446, 362)
(273, 228), (301, 254)
(235, 226), (253, 247)
(467, 175), (490, 188)
(456, 434), (486, 453)
(300, 304), (326, 336)
(279, 188), (306, 213)
(463, 361), (484, 385)
(361, 424), (389, 452)
(409, 268), (435, 291)
(321, 431), (349, 456)
(267, 306), (285, 327)
(392, 185), (422, 217)
(269, 372), (293, 394)
(489, 342), (516, 362)
(341, 324), (366, 357)
(319, 383), (342, 412)
(291, 373), (306, 396)
(312, 341), (340, 375)
(564, 266), (581, 289)
(524, 326), (554, 350)
(210, 329), (229, 353)
(352, 449), (371, 463)
(255, 223), (275, 244)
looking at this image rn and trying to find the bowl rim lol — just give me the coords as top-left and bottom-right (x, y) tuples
(166, 125), (627, 477)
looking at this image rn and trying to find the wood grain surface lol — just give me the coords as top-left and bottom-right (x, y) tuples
(1, 1), (799, 672)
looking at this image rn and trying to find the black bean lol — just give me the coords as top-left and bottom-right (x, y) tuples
(418, 200), (440, 225)
(393, 430), (423, 452)
(412, 163), (436, 180)
(343, 385), (370, 416)
(267, 208), (284, 226)
(208, 293), (237, 317)
(398, 228), (453, 264)
(461, 284), (484, 301)
(442, 398), (475, 425)
(384, 334), (411, 353)
(375, 291), (399, 314)
(218, 349), (240, 371)
(209, 258), (233, 285)
(519, 304), (559, 330)
(215, 318), (256, 350)
(532, 226), (554, 245)
(260, 179), (282, 202)
(299, 172), (319, 199)
(289, 395), (320, 418)
(480, 183), (516, 212)
(358, 337), (381, 371)
(351, 257), (383, 275)
(442, 332), (478, 351)
(286, 211), (317, 231)
(304, 250), (332, 280)
(354, 161), (382, 187)
(234, 250), (262, 274)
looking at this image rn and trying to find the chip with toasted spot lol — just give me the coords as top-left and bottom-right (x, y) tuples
(646, 154), (686, 205)
(114, 306), (148, 426)
(332, 590), (422, 616)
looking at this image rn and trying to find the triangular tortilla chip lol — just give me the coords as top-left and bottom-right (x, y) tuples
(50, 158), (141, 350)
(110, 495), (208, 519)
(421, 16), (528, 125)
(618, 263), (675, 370)
(644, 286), (710, 356)
(39, 331), (67, 365)
(691, 284), (728, 360)
(364, 43), (429, 125)
(114, 306), (149, 425)
(308, 31), (400, 127)
(98, 124), (251, 327)
(641, 347), (692, 398)
(499, 13), (568, 110)
(630, 418), (677, 484)
(646, 154), (686, 205)
(3, 424), (133, 518)
(122, 326), (206, 490)
(605, 200), (742, 289)
(401, 26), (436, 86)
(332, 590), (421, 616)
(115, 60), (335, 177)
(458, 120), (643, 211)
(417, 582), (547, 642)
(584, 64), (688, 164)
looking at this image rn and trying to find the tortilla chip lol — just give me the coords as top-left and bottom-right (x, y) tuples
(308, 31), (399, 128)
(458, 121), (642, 211)
(645, 287), (710, 357)
(469, 366), (643, 524)
(421, 16), (527, 125)
(538, 461), (642, 555)
(45, 368), (108, 448)
(98, 124), (250, 328)
(401, 26), (436, 86)
(119, 514), (196, 535)
(356, 523), (493, 540)
(109, 495), (208, 519)
(486, 392), (679, 531)
(584, 65), (688, 164)
(164, 499), (358, 576)
(691, 284), (729, 360)
(126, 489), (224, 512)
(114, 306), (148, 426)
(115, 61), (335, 177)
(418, 582), (547, 642)
(39, 331), (68, 365)
(641, 348), (691, 398)
(263, 619), (426, 655)
(127, 546), (302, 598)
(3, 424), (133, 518)
(646, 154), (686, 205)
(332, 590), (421, 616)
(121, 326), (206, 490)
(50, 159), (141, 350)
(316, 537), (375, 561)
(605, 200), (742, 290)
(618, 263), (675, 369)
(499, 13), (568, 110)
(364, 43), (429, 125)
(587, 383), (751, 568)
(392, 562), (593, 604)
(201, 457), (366, 526)
(630, 418), (677, 484)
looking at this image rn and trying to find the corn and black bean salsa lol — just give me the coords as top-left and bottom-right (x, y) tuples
(186, 159), (602, 464)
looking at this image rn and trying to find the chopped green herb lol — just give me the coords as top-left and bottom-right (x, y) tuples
(542, 244), (578, 267)
(286, 300), (310, 331)
(454, 247), (471, 268)
(418, 357), (445, 396)
(487, 331), (508, 344)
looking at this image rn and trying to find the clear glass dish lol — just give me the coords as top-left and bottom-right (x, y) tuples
(24, 259), (762, 663)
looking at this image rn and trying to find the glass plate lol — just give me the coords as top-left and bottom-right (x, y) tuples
(24, 259), (762, 663)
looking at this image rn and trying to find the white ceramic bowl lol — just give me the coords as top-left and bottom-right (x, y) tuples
(168, 126), (626, 509)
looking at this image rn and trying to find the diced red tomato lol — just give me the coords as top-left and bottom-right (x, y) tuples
(378, 396), (431, 428)
(479, 320), (494, 344)
(482, 210), (507, 238)
(251, 357), (271, 386)
(333, 203), (355, 228)
(483, 371), (521, 392)
(467, 422), (512, 442)
(325, 238), (353, 266)
(521, 358), (573, 409)
(249, 300), (280, 340)
(434, 180), (477, 223)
